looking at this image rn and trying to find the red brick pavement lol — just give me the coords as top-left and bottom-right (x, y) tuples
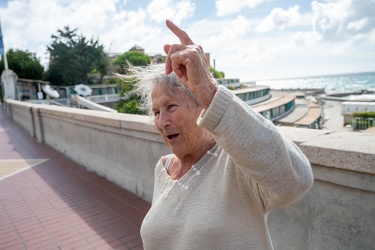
(0, 105), (150, 250)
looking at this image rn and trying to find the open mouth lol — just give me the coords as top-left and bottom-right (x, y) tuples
(167, 134), (179, 140)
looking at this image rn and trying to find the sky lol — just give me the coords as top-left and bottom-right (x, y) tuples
(0, 0), (374, 81)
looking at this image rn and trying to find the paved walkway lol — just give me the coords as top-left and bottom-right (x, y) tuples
(0, 105), (150, 250)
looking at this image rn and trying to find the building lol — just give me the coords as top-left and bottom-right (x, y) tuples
(342, 101), (375, 125)
(129, 44), (145, 53)
(216, 78), (322, 129)
(232, 85), (271, 105)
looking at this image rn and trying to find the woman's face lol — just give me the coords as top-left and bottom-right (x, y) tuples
(151, 85), (205, 157)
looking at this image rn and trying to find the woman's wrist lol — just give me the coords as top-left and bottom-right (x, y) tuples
(197, 80), (218, 110)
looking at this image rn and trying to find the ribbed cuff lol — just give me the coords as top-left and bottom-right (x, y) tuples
(198, 85), (233, 131)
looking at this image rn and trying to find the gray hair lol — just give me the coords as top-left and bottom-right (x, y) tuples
(118, 63), (201, 116)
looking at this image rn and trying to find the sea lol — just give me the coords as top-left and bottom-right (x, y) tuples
(256, 71), (375, 92)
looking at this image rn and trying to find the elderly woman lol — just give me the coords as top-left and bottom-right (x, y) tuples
(133, 20), (313, 249)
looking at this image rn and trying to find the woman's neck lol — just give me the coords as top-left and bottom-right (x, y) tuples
(169, 139), (216, 180)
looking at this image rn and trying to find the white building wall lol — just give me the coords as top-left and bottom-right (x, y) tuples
(341, 101), (375, 115)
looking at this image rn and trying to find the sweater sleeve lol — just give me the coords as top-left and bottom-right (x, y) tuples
(198, 85), (314, 212)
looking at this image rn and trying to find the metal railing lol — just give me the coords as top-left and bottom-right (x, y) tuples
(352, 117), (375, 130)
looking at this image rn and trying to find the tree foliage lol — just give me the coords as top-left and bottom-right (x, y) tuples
(113, 51), (151, 74)
(46, 26), (107, 86)
(115, 76), (145, 114)
(209, 66), (225, 79)
(353, 111), (375, 118)
(115, 51), (151, 114)
(0, 49), (44, 79)
(116, 96), (146, 115)
(115, 60), (227, 115)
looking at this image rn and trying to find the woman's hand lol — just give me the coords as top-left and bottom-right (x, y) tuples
(164, 19), (217, 110)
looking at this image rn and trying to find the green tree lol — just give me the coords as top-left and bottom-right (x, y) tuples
(116, 96), (146, 115)
(95, 53), (110, 84)
(0, 49), (44, 79)
(46, 26), (107, 86)
(209, 66), (225, 79)
(115, 51), (151, 114)
(113, 51), (151, 74)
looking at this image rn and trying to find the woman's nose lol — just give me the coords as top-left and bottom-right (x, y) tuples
(158, 112), (171, 127)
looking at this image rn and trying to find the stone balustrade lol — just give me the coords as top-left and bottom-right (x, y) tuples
(4, 99), (375, 250)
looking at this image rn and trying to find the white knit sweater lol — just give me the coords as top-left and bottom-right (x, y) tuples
(140, 85), (313, 250)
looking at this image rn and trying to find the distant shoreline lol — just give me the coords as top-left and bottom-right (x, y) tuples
(272, 88), (325, 95)
(270, 88), (374, 132)
(257, 71), (375, 82)
(272, 88), (375, 102)
(256, 71), (375, 91)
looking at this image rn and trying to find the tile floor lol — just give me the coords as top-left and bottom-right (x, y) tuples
(0, 105), (150, 250)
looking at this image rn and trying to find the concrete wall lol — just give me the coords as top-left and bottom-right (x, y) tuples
(4, 99), (171, 202)
(269, 127), (375, 250)
(4, 99), (375, 250)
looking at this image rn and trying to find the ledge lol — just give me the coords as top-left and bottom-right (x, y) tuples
(278, 127), (375, 175)
(6, 100), (154, 133)
(300, 132), (375, 174)
(6, 100), (375, 176)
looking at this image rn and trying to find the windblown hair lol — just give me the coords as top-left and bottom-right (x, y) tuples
(118, 63), (201, 116)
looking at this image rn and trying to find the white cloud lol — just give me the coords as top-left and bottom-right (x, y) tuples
(213, 15), (251, 41)
(215, 0), (264, 17)
(0, 0), (373, 80)
(311, 0), (351, 38)
(292, 31), (322, 47)
(147, 0), (196, 25)
(311, 0), (375, 40)
(1, 0), (192, 66)
(305, 0), (375, 71)
(256, 5), (302, 32)
(347, 18), (368, 31)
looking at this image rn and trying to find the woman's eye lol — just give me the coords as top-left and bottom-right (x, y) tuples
(168, 105), (177, 111)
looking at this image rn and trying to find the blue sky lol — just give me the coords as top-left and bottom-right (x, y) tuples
(0, 0), (374, 81)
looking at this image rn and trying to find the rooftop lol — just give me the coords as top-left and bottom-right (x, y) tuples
(252, 94), (295, 113)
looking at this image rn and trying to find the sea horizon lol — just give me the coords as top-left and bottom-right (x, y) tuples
(256, 70), (375, 82)
(255, 71), (375, 91)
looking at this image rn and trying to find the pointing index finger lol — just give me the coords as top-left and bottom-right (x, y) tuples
(166, 19), (194, 45)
